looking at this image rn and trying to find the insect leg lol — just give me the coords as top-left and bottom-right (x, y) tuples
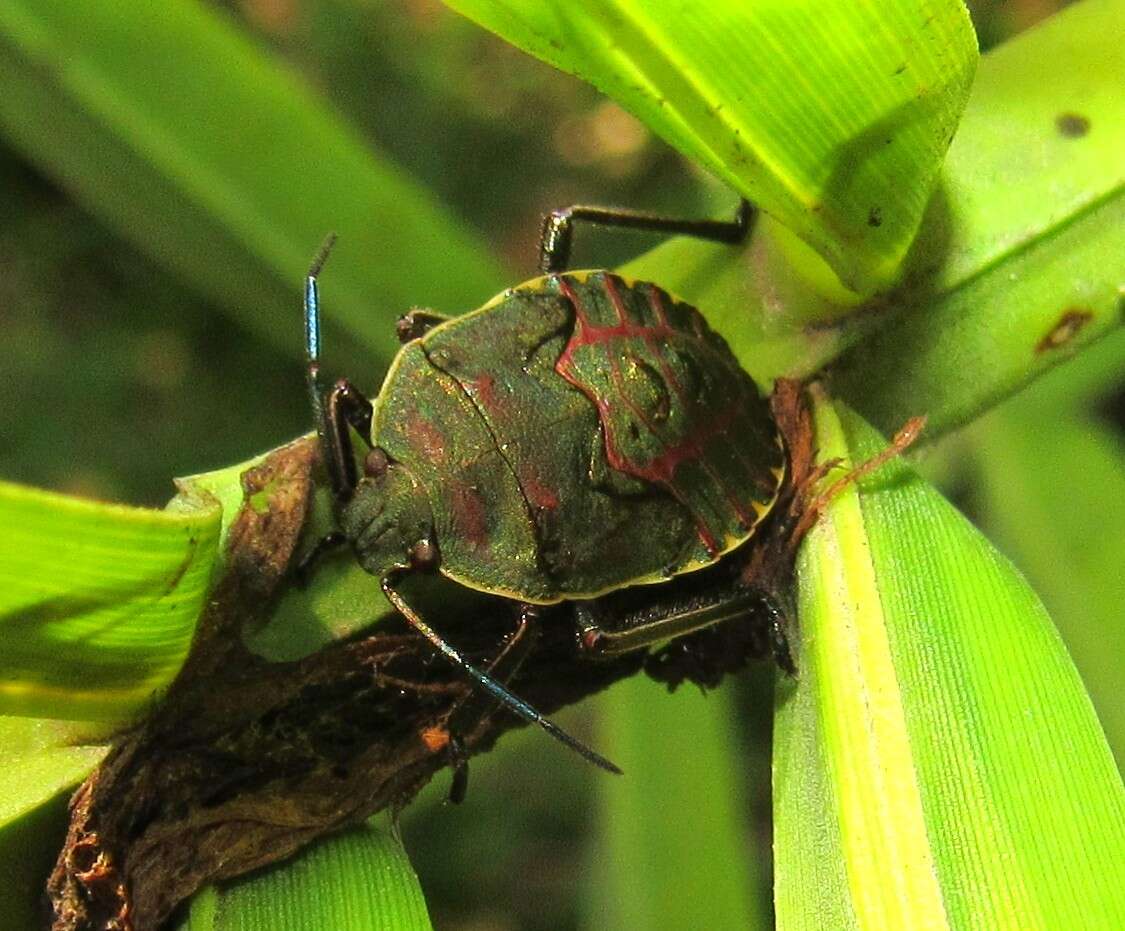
(575, 582), (766, 657)
(292, 386), (373, 581)
(539, 198), (753, 273)
(321, 379), (374, 496)
(443, 604), (541, 803)
(786, 413), (927, 552)
(446, 735), (470, 805)
(754, 592), (797, 675)
(381, 575), (622, 775)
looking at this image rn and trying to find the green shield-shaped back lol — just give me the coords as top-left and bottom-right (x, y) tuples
(371, 271), (783, 604)
(371, 340), (544, 600)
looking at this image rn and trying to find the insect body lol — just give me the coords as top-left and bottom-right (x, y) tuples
(361, 271), (783, 602)
(305, 202), (779, 770)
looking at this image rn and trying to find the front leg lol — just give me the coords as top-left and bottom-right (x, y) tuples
(442, 603), (541, 803)
(322, 379), (374, 498)
(382, 574), (621, 775)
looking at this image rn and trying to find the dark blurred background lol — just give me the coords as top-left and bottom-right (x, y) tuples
(1, 2), (1109, 930)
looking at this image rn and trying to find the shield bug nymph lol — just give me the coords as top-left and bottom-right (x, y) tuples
(303, 201), (803, 771)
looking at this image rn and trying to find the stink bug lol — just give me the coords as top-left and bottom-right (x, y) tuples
(304, 200), (794, 772)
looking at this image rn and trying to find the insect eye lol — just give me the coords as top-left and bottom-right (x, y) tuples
(409, 538), (439, 569)
(364, 448), (390, 478)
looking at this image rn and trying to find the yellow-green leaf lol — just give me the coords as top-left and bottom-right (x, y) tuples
(179, 819), (432, 931)
(774, 397), (1125, 929)
(831, 0), (1125, 438)
(442, 0), (977, 294)
(0, 479), (220, 721)
(0, 716), (109, 931)
(971, 384), (1125, 768)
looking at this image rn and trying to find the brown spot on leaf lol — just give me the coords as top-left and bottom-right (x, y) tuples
(1036, 308), (1093, 353)
(867, 206), (883, 227)
(1055, 112), (1090, 138)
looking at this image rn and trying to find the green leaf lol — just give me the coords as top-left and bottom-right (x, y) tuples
(773, 396), (1125, 929)
(443, 0), (977, 294)
(620, 0), (1124, 440)
(984, 323), (1125, 415)
(0, 0), (506, 368)
(971, 391), (1125, 768)
(585, 676), (769, 931)
(0, 717), (109, 931)
(0, 718), (108, 830)
(0, 479), (221, 721)
(179, 819), (432, 931)
(829, 0), (1125, 436)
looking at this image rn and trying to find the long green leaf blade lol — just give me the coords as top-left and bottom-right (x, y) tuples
(0, 480), (221, 721)
(774, 398), (1125, 928)
(972, 402), (1125, 768)
(0, 0), (506, 366)
(180, 820), (432, 931)
(442, 0), (977, 293)
(586, 677), (768, 931)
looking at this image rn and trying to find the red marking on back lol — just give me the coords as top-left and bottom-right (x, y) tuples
(644, 286), (688, 405)
(615, 282), (758, 535)
(448, 479), (488, 550)
(647, 283), (669, 325)
(604, 276), (685, 405)
(554, 275), (751, 557)
(601, 273), (629, 325)
(615, 400), (751, 555)
(522, 474), (560, 511)
(406, 414), (447, 463)
(471, 373), (502, 414)
(555, 276), (679, 360)
(695, 519), (721, 556)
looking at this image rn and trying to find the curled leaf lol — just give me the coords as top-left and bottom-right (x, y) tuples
(442, 0), (977, 293)
(0, 480), (221, 721)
